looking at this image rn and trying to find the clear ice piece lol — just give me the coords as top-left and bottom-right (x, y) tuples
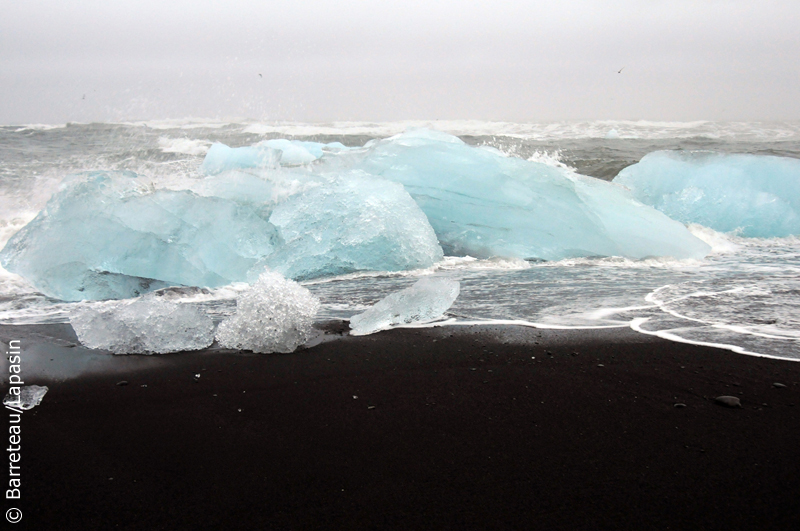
(3, 385), (49, 410)
(216, 271), (321, 353)
(70, 293), (215, 354)
(349, 277), (460, 336)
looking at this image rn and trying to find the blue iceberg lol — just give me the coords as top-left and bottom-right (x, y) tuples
(0, 168), (442, 301)
(262, 171), (443, 279)
(613, 151), (800, 237)
(0, 171), (279, 301)
(201, 143), (281, 175)
(1, 130), (715, 303)
(258, 139), (350, 166)
(202, 140), (352, 174)
(353, 130), (710, 261)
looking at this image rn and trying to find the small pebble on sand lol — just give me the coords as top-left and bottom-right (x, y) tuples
(714, 396), (742, 408)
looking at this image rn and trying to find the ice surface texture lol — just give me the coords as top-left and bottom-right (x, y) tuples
(216, 271), (320, 353)
(3, 385), (49, 410)
(70, 292), (215, 354)
(355, 130), (710, 261)
(350, 277), (460, 336)
(614, 151), (800, 237)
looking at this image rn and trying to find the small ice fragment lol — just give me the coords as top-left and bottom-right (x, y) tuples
(349, 277), (460, 336)
(215, 270), (320, 353)
(3, 385), (49, 410)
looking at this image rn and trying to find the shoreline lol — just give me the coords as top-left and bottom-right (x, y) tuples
(4, 324), (800, 529)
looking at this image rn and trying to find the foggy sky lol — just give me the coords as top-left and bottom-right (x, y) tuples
(2, 0), (799, 124)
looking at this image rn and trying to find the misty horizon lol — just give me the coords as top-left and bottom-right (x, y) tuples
(2, 0), (799, 125)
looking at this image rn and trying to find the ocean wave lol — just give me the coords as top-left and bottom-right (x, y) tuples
(241, 120), (800, 142)
(157, 136), (212, 156)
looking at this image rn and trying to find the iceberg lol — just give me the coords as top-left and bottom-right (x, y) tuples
(354, 130), (710, 260)
(1, 168), (442, 301)
(1, 131), (711, 304)
(613, 151), (800, 237)
(349, 277), (460, 336)
(3, 385), (49, 410)
(0, 171), (280, 301)
(262, 171), (444, 279)
(202, 140), (351, 173)
(257, 139), (351, 166)
(70, 292), (215, 354)
(216, 271), (320, 353)
(201, 143), (281, 175)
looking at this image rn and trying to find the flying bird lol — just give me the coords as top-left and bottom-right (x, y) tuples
(258, 73), (262, 78)
(617, 67), (625, 74)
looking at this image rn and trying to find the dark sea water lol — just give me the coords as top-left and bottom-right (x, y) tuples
(1, 120), (798, 360)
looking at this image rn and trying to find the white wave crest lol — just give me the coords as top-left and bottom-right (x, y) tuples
(241, 120), (800, 142)
(158, 137), (212, 156)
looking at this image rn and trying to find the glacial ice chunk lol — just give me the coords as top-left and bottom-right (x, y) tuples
(349, 277), (460, 336)
(0, 167), (443, 301)
(70, 293), (215, 354)
(202, 140), (351, 171)
(201, 143), (281, 175)
(0, 171), (280, 301)
(354, 130), (710, 260)
(258, 139), (351, 166)
(613, 151), (800, 237)
(3, 385), (49, 410)
(216, 271), (320, 353)
(262, 171), (444, 279)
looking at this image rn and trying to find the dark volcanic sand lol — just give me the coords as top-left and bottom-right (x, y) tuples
(6, 324), (800, 530)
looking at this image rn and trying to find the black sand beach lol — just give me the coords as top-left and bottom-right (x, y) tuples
(6, 324), (800, 530)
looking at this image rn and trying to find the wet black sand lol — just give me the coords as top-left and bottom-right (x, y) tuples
(5, 324), (800, 530)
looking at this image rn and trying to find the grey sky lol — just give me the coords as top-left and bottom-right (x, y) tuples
(2, 0), (799, 124)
